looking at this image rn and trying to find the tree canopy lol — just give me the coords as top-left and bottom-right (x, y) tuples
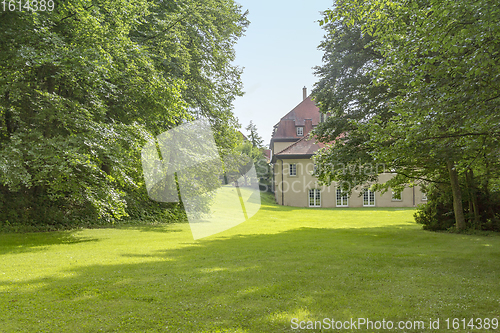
(313, 0), (500, 230)
(245, 121), (264, 148)
(0, 0), (248, 227)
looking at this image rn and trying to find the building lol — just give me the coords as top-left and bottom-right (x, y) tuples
(270, 88), (426, 208)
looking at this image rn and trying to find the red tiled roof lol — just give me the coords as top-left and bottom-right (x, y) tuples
(274, 135), (326, 157)
(271, 96), (320, 140)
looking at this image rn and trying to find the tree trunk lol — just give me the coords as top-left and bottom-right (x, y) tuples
(447, 160), (466, 230)
(483, 156), (498, 223)
(3, 91), (15, 136)
(466, 168), (480, 227)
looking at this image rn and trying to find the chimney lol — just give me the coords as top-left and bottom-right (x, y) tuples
(303, 86), (307, 100)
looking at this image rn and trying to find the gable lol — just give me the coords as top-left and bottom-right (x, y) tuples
(271, 96), (320, 141)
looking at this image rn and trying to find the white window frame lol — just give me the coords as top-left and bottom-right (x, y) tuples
(422, 193), (428, 201)
(289, 164), (297, 176)
(336, 188), (348, 207)
(309, 189), (321, 207)
(296, 127), (304, 136)
(391, 191), (402, 201)
(363, 189), (375, 207)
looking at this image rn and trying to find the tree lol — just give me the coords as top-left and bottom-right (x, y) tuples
(314, 0), (500, 230)
(238, 122), (271, 189)
(312, 19), (396, 191)
(0, 0), (248, 226)
(131, 0), (249, 149)
(245, 121), (264, 148)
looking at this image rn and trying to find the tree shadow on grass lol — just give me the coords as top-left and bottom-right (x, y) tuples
(116, 225), (185, 234)
(0, 231), (100, 255)
(1, 227), (500, 332)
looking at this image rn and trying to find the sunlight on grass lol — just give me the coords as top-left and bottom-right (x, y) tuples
(1, 193), (499, 332)
(209, 191), (419, 238)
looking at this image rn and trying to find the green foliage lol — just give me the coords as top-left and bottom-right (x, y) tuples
(414, 184), (456, 231)
(233, 140), (270, 189)
(245, 120), (264, 148)
(239, 123), (272, 190)
(415, 181), (500, 232)
(312, 19), (399, 192)
(0, 0), (248, 227)
(314, 0), (500, 229)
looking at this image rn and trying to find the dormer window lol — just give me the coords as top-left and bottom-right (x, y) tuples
(296, 127), (304, 136)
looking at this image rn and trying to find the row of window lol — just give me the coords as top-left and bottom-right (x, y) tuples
(307, 189), (427, 207)
(286, 164), (428, 206)
(309, 189), (375, 207)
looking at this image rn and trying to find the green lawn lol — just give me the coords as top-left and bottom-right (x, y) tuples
(1, 194), (499, 332)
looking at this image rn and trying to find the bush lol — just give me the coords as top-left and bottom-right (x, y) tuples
(415, 183), (500, 232)
(414, 184), (455, 231)
(0, 183), (187, 233)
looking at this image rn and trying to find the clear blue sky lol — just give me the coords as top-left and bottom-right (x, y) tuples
(232, 0), (333, 146)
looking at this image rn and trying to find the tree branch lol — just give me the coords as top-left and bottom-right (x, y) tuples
(57, 4), (94, 24)
(422, 131), (500, 141)
(396, 171), (448, 184)
(142, 15), (187, 41)
(485, 94), (500, 103)
(141, 3), (205, 42)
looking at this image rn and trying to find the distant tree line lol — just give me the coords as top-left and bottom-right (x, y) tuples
(313, 0), (500, 231)
(241, 121), (272, 191)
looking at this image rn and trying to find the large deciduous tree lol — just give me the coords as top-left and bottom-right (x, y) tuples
(0, 0), (248, 226)
(313, 0), (500, 230)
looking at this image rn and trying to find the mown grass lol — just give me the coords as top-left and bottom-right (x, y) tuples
(0, 193), (499, 332)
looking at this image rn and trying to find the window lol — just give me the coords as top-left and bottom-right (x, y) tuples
(336, 188), (348, 207)
(422, 193), (428, 201)
(309, 189), (321, 207)
(363, 189), (375, 206)
(289, 164), (297, 176)
(296, 127), (304, 136)
(391, 191), (402, 201)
